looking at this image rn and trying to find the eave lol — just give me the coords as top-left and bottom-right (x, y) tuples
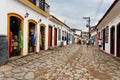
(19, 0), (50, 18)
(96, 0), (119, 30)
(48, 15), (63, 26)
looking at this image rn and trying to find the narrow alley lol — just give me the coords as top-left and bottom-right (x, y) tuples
(0, 44), (120, 80)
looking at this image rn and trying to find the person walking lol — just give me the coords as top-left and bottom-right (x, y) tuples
(91, 39), (94, 45)
(98, 39), (102, 49)
(86, 39), (89, 48)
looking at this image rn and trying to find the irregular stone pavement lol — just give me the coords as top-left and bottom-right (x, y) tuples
(0, 44), (120, 80)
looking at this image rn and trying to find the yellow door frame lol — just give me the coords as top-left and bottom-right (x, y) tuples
(40, 23), (46, 50)
(28, 19), (37, 53)
(7, 13), (24, 57)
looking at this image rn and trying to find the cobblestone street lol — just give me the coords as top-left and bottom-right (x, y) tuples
(0, 44), (120, 80)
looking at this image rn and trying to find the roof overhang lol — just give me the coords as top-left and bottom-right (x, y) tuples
(48, 15), (63, 26)
(18, 0), (50, 18)
(96, 0), (120, 30)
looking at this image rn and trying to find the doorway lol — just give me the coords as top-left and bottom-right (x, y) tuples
(9, 16), (23, 57)
(66, 32), (69, 45)
(103, 29), (105, 50)
(110, 26), (115, 55)
(54, 28), (57, 46)
(48, 26), (52, 48)
(40, 25), (45, 50)
(117, 24), (120, 57)
(28, 22), (37, 53)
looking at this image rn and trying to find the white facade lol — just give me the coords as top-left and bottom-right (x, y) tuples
(61, 25), (67, 45)
(96, 0), (120, 57)
(0, 0), (74, 58)
(48, 19), (62, 47)
(98, 15), (120, 55)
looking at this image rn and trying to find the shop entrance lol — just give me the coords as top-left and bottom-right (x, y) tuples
(28, 22), (37, 53)
(9, 16), (23, 57)
(40, 26), (45, 50)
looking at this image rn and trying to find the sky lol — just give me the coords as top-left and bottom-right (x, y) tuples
(48, 0), (115, 31)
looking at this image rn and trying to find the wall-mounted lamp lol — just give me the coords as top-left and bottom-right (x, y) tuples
(53, 25), (55, 27)
(25, 12), (29, 18)
(38, 19), (42, 23)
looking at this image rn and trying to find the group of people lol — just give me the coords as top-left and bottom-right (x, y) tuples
(86, 39), (94, 46)
(78, 38), (102, 49)
(86, 38), (102, 48)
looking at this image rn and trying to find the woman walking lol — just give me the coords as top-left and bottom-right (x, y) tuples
(98, 39), (102, 49)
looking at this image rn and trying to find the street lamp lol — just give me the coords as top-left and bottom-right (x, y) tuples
(83, 17), (91, 40)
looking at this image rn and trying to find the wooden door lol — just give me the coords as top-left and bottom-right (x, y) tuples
(103, 29), (105, 50)
(48, 26), (52, 48)
(54, 28), (57, 46)
(117, 25), (120, 57)
(110, 27), (115, 55)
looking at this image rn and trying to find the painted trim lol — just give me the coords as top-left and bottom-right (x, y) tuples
(23, 0), (50, 17)
(40, 23), (46, 50)
(7, 13), (24, 57)
(28, 19), (37, 53)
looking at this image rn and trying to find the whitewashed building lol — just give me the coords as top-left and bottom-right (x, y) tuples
(0, 0), (74, 59)
(71, 29), (82, 44)
(96, 0), (120, 57)
(61, 24), (74, 45)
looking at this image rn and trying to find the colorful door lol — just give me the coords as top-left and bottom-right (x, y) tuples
(110, 27), (115, 55)
(54, 28), (57, 46)
(97, 32), (100, 47)
(117, 25), (120, 57)
(48, 26), (52, 48)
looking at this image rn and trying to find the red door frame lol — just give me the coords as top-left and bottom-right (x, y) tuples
(48, 26), (52, 48)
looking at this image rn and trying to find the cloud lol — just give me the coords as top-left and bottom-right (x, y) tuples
(48, 0), (114, 31)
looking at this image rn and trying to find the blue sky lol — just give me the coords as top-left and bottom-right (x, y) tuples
(48, 0), (115, 31)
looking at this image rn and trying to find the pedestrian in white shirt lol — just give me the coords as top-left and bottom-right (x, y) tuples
(98, 39), (102, 48)
(86, 39), (89, 48)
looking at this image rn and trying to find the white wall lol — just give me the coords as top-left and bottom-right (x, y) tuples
(0, 0), (50, 55)
(0, 0), (7, 35)
(75, 31), (81, 36)
(99, 14), (120, 56)
(47, 20), (62, 47)
(0, 0), (74, 57)
(61, 26), (69, 45)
